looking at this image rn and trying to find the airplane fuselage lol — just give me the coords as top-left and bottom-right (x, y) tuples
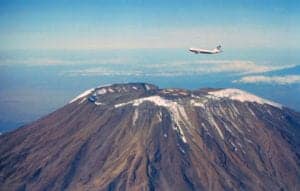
(189, 46), (222, 54)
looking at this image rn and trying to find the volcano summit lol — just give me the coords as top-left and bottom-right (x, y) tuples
(0, 83), (300, 191)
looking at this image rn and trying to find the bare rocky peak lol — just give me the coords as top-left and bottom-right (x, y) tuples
(70, 83), (281, 109)
(0, 83), (300, 191)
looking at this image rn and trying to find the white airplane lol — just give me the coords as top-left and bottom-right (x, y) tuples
(189, 45), (222, 54)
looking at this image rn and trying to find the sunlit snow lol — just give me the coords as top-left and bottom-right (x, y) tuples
(208, 88), (282, 108)
(115, 96), (190, 143)
(69, 88), (95, 103)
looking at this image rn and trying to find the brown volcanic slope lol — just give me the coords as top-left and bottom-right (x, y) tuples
(1, 83), (300, 191)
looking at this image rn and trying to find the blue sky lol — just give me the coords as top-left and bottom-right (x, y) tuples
(1, 0), (300, 50)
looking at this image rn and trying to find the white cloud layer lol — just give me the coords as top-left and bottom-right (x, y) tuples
(167, 60), (292, 75)
(234, 75), (300, 85)
(62, 60), (295, 77)
(62, 67), (143, 76)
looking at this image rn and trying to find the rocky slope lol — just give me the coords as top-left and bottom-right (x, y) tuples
(0, 83), (300, 191)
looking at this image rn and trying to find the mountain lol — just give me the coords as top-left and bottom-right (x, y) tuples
(0, 83), (300, 191)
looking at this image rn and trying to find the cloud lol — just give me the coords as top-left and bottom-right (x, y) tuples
(61, 67), (144, 77)
(149, 60), (294, 75)
(233, 75), (300, 85)
(1, 50), (295, 78)
(62, 60), (295, 77)
(189, 60), (283, 74)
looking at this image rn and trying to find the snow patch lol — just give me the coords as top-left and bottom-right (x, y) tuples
(157, 110), (163, 122)
(223, 122), (233, 134)
(230, 141), (238, 151)
(208, 88), (282, 108)
(174, 124), (187, 143)
(95, 101), (103, 106)
(97, 88), (107, 95)
(114, 96), (190, 143)
(179, 147), (186, 154)
(248, 107), (256, 117)
(177, 144), (186, 154)
(190, 99), (205, 108)
(245, 138), (254, 144)
(107, 88), (114, 93)
(207, 113), (224, 139)
(114, 102), (129, 108)
(191, 94), (198, 98)
(69, 88), (95, 103)
(145, 84), (151, 90)
(178, 91), (189, 96)
(231, 103), (240, 115)
(132, 108), (139, 125)
(132, 96), (170, 107)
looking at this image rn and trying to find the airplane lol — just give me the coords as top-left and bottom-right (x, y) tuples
(189, 45), (222, 54)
